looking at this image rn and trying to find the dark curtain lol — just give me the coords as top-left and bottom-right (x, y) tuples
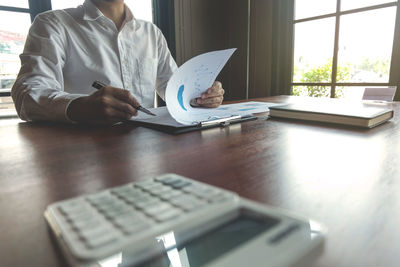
(152, 0), (176, 106)
(248, 0), (294, 98)
(152, 0), (176, 59)
(390, 1), (400, 100)
(270, 0), (294, 96)
(28, 0), (52, 21)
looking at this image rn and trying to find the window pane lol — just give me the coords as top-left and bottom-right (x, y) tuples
(51, 0), (83, 9)
(0, 11), (30, 90)
(125, 0), (153, 21)
(0, 0), (29, 8)
(341, 0), (394, 11)
(295, 0), (336, 20)
(292, 86), (332, 98)
(336, 86), (369, 99)
(51, 0), (153, 22)
(337, 7), (396, 83)
(293, 18), (335, 83)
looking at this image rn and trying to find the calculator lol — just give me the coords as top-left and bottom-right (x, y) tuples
(45, 173), (325, 267)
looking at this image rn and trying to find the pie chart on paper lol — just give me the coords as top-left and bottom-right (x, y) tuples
(165, 48), (237, 125)
(177, 85), (187, 111)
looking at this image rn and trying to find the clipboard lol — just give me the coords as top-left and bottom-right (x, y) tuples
(127, 102), (277, 134)
(129, 113), (257, 134)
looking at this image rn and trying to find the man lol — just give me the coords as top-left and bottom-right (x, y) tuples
(12, 0), (225, 124)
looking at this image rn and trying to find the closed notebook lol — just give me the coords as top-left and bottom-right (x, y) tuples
(269, 101), (394, 128)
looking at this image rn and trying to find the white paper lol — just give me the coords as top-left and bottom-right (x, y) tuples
(165, 48), (237, 125)
(131, 106), (185, 127)
(362, 87), (397, 102)
(130, 102), (279, 128)
(130, 48), (279, 127)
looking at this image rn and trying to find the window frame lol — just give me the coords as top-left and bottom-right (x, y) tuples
(0, 0), (51, 97)
(291, 0), (400, 98)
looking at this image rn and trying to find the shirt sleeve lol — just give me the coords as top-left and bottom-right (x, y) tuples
(11, 13), (85, 123)
(155, 29), (177, 101)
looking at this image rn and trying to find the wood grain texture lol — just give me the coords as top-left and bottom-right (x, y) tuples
(0, 96), (399, 267)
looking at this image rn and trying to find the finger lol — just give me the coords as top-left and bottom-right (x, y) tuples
(102, 106), (133, 121)
(111, 101), (138, 117)
(98, 95), (137, 117)
(105, 87), (141, 108)
(212, 81), (222, 89)
(202, 87), (225, 99)
(197, 96), (223, 106)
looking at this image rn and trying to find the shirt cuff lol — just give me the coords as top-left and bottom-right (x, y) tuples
(63, 94), (87, 123)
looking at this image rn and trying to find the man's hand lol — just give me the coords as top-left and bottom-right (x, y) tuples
(67, 86), (139, 124)
(194, 81), (225, 108)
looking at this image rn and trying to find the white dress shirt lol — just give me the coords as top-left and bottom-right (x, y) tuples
(12, 0), (177, 122)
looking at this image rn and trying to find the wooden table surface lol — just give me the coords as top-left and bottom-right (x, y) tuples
(0, 95), (399, 267)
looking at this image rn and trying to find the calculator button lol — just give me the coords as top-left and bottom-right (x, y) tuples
(135, 180), (159, 190)
(183, 185), (218, 199)
(86, 234), (117, 249)
(142, 202), (173, 217)
(121, 221), (150, 235)
(101, 206), (133, 219)
(155, 175), (180, 183)
(153, 208), (182, 222)
(111, 211), (142, 224)
(113, 188), (145, 198)
(169, 195), (207, 211)
(167, 179), (192, 189)
(159, 189), (184, 201)
(179, 201), (207, 212)
(71, 218), (104, 231)
(208, 193), (233, 203)
(82, 230), (118, 249)
(120, 192), (151, 204)
(110, 185), (135, 195)
(65, 210), (97, 223)
(145, 184), (173, 195)
(88, 196), (118, 208)
(112, 215), (150, 234)
(58, 201), (91, 215)
(79, 225), (115, 241)
(129, 194), (155, 203)
(118, 191), (148, 200)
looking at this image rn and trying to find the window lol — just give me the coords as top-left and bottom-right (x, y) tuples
(125, 0), (153, 22)
(0, 0), (31, 99)
(292, 0), (398, 99)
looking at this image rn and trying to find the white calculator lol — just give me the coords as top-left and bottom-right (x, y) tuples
(45, 173), (325, 267)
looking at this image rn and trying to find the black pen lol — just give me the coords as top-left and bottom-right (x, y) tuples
(92, 81), (156, 116)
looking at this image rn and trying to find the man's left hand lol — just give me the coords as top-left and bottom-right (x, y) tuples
(195, 81), (225, 108)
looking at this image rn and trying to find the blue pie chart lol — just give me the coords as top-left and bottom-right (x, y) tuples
(178, 85), (187, 111)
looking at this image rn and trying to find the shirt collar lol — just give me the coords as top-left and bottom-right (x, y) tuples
(82, 0), (135, 24)
(82, 0), (103, 21)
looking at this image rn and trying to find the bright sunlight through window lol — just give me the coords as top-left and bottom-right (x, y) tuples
(292, 0), (397, 99)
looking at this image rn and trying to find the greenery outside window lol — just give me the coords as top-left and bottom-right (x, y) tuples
(292, 0), (399, 99)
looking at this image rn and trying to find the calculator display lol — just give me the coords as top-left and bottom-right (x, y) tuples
(124, 215), (280, 267)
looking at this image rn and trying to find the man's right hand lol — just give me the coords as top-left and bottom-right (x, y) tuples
(67, 86), (139, 124)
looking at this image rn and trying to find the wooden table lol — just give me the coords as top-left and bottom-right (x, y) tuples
(0, 96), (399, 267)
